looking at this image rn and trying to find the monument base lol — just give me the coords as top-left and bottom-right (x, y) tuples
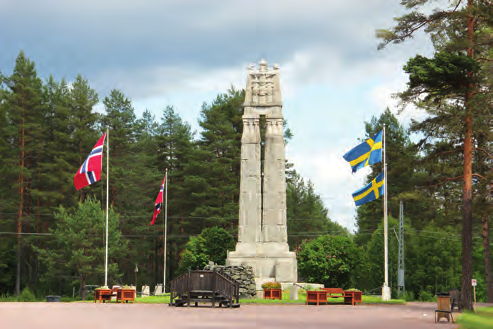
(227, 242), (297, 286)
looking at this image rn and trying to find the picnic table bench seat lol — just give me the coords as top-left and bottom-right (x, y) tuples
(321, 288), (344, 297)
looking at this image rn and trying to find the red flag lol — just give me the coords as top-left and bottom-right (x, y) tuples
(74, 133), (106, 190)
(150, 174), (166, 225)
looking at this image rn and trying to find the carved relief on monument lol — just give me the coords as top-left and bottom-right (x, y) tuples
(245, 60), (281, 106)
(251, 73), (275, 104)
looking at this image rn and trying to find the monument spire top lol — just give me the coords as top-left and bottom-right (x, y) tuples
(259, 59), (268, 72)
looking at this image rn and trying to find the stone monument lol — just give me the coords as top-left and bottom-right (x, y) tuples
(227, 60), (297, 289)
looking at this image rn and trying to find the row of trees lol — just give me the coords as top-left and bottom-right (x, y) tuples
(0, 52), (344, 299)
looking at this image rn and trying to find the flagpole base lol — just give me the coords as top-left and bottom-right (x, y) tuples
(382, 285), (391, 301)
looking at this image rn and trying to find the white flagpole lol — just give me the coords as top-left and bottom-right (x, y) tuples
(383, 124), (390, 301)
(163, 168), (168, 293)
(105, 128), (109, 288)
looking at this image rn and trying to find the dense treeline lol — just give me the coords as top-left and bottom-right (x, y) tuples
(0, 51), (344, 298)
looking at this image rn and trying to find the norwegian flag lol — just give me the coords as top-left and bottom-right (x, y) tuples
(150, 175), (166, 225)
(74, 133), (106, 191)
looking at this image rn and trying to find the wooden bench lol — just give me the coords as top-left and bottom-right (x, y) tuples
(321, 288), (344, 298)
(306, 291), (328, 306)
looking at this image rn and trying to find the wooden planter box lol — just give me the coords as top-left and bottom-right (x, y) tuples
(306, 290), (328, 305)
(263, 289), (282, 300)
(116, 289), (136, 303)
(343, 290), (362, 306)
(94, 289), (112, 303)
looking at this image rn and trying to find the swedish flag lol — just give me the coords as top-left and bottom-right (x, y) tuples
(343, 130), (383, 173)
(352, 172), (384, 206)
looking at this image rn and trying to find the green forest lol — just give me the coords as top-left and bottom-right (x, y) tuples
(0, 52), (346, 300)
(0, 1), (492, 311)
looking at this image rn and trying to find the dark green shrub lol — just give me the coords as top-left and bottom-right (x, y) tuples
(18, 287), (36, 302)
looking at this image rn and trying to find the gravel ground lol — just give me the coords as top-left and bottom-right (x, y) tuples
(0, 301), (460, 329)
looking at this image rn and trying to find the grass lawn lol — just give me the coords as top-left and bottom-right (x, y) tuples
(85, 291), (405, 305)
(456, 306), (493, 329)
(128, 291), (405, 305)
(240, 292), (405, 305)
(2, 291), (405, 305)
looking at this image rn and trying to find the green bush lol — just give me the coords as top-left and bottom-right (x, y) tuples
(178, 227), (235, 273)
(297, 235), (362, 289)
(18, 287), (37, 302)
(0, 293), (18, 302)
(418, 290), (434, 302)
(403, 291), (415, 301)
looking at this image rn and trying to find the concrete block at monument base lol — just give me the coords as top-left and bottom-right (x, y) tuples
(228, 242), (257, 257)
(275, 258), (297, 282)
(256, 242), (291, 256)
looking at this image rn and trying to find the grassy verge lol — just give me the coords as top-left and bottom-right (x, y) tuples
(2, 291), (405, 305)
(240, 292), (405, 305)
(456, 307), (493, 329)
(134, 296), (171, 304)
(87, 292), (405, 305)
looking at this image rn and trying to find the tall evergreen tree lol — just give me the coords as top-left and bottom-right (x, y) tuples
(378, 2), (493, 308)
(189, 88), (244, 230)
(69, 75), (99, 202)
(2, 51), (45, 296)
(286, 170), (347, 250)
(354, 109), (417, 245)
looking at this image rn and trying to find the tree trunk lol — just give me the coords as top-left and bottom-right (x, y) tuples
(460, 0), (474, 311)
(482, 215), (493, 303)
(34, 188), (40, 290)
(80, 275), (87, 301)
(16, 126), (25, 297)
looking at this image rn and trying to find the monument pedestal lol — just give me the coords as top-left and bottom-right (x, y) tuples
(227, 242), (297, 288)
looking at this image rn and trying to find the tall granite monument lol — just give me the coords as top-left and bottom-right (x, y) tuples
(227, 60), (297, 287)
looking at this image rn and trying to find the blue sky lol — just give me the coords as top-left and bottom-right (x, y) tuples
(0, 0), (437, 231)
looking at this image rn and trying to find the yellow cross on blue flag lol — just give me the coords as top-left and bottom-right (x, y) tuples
(343, 130), (383, 173)
(352, 172), (384, 206)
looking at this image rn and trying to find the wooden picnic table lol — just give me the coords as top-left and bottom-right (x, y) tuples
(322, 288), (344, 298)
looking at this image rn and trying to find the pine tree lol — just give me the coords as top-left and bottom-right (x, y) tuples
(378, 0), (493, 309)
(69, 75), (99, 202)
(189, 88), (244, 229)
(286, 170), (347, 250)
(155, 105), (196, 280)
(2, 51), (46, 296)
(354, 109), (417, 245)
(36, 199), (128, 300)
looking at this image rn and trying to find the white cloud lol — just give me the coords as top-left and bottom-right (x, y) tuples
(121, 35), (434, 232)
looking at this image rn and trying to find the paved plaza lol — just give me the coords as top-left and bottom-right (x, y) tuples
(0, 302), (459, 329)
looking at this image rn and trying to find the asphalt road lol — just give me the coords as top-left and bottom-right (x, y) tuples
(0, 301), (459, 329)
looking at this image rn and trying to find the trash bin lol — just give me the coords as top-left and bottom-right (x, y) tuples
(46, 295), (61, 302)
(436, 293), (452, 322)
